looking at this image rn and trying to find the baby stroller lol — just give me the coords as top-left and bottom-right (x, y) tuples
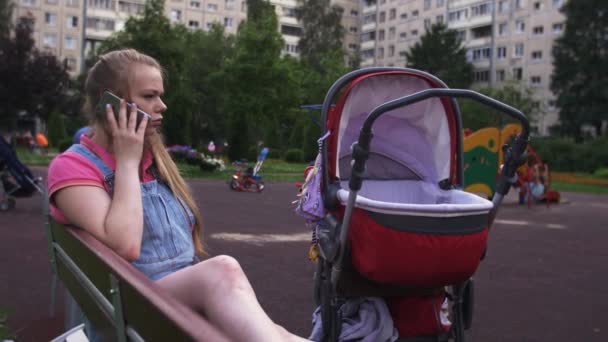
(0, 135), (44, 210)
(305, 68), (529, 341)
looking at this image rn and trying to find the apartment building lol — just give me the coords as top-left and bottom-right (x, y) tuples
(359, 0), (566, 134)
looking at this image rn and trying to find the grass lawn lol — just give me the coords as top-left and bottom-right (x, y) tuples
(551, 181), (608, 195)
(179, 159), (308, 183)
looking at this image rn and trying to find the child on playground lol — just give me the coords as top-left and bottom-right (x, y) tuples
(47, 49), (308, 342)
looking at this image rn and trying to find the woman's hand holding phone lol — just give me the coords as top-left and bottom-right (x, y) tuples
(106, 99), (149, 169)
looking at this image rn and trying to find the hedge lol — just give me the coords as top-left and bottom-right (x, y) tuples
(531, 137), (608, 173)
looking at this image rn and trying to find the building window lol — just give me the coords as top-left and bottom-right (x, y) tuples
(45, 13), (57, 26)
(497, 46), (507, 59)
(498, 0), (509, 13)
(515, 20), (525, 33)
(64, 36), (77, 50)
(86, 17), (115, 30)
(224, 17), (233, 27)
(513, 67), (523, 80)
(410, 29), (418, 36)
(22, 0), (36, 6)
(515, 0), (525, 10)
(65, 58), (77, 71)
(552, 0), (563, 9)
(533, 26), (544, 35)
(207, 3), (217, 11)
(189, 1), (200, 8)
(89, 0), (112, 9)
(448, 9), (468, 22)
(363, 14), (376, 25)
(412, 10), (419, 17)
(472, 25), (492, 39)
(348, 43), (358, 50)
(119, 1), (144, 14)
(424, 0), (431, 10)
(389, 8), (396, 20)
(379, 11), (386, 23)
(531, 50), (543, 60)
(474, 70), (489, 82)
(351, 9), (358, 16)
(225, 0), (235, 10)
(436, 0), (445, 7)
(349, 26), (358, 33)
(399, 50), (407, 57)
(378, 30), (385, 41)
(401, 13), (408, 20)
(284, 7), (298, 18)
(436, 15), (444, 23)
(189, 20), (199, 28)
(389, 27), (396, 40)
(362, 32), (376, 42)
(377, 47), (384, 59)
(388, 45), (395, 57)
(553, 23), (563, 34)
(400, 31), (407, 39)
(471, 3), (491, 17)
(514, 43), (524, 57)
(472, 47), (491, 61)
(46, 0), (58, 4)
(65, 0), (79, 7)
(362, 49), (375, 59)
(496, 69), (506, 82)
(281, 25), (302, 36)
(65, 16), (79, 28)
(530, 76), (542, 86)
(533, 1), (542, 10)
(170, 9), (182, 22)
(424, 18), (431, 28)
(498, 22), (508, 36)
(456, 30), (466, 41)
(43, 33), (57, 48)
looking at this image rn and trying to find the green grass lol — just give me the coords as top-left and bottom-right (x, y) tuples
(551, 182), (608, 195)
(178, 159), (307, 182)
(0, 308), (14, 341)
(15, 147), (57, 166)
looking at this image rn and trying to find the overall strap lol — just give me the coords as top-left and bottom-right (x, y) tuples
(66, 144), (115, 193)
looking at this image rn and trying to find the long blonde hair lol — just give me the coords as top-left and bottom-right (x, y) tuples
(84, 49), (207, 257)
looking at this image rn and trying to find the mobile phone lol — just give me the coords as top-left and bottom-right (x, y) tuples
(95, 91), (151, 127)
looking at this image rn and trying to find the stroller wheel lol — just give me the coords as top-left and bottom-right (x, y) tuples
(256, 182), (264, 192)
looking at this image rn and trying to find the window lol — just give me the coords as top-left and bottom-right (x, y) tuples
(119, 1), (144, 14)
(515, 20), (525, 33)
(399, 50), (407, 57)
(531, 50), (543, 60)
(472, 25), (492, 39)
(189, 20), (199, 28)
(283, 44), (298, 54)
(207, 3), (217, 11)
(389, 27), (396, 40)
(498, 0), (509, 13)
(45, 13), (57, 26)
(65, 16), (78, 28)
(284, 7), (298, 18)
(65, 58), (77, 71)
(206, 22), (213, 30)
(448, 9), (468, 22)
(388, 45), (395, 57)
(552, 23), (563, 34)
(378, 30), (385, 41)
(362, 49), (375, 59)
(533, 1), (542, 10)
(471, 3), (491, 17)
(389, 9), (396, 20)
(548, 99), (556, 110)
(348, 43), (358, 50)
(514, 43), (524, 57)
(22, 0), (36, 6)
(472, 47), (491, 61)
(533, 26), (544, 35)
(46, 0), (58, 4)
(361, 32), (376, 42)
(410, 29), (417, 36)
(64, 36), (77, 50)
(496, 69), (506, 82)
(363, 14), (376, 25)
(456, 30), (466, 41)
(377, 47), (384, 59)
(379, 12), (386, 23)
(552, 0), (563, 9)
(349, 26), (358, 33)
(497, 46), (507, 59)
(424, 0), (431, 10)
(424, 18), (431, 28)
(400, 13), (407, 20)
(225, 0), (235, 10)
(436, 0), (445, 6)
(513, 67), (523, 80)
(224, 17), (233, 27)
(65, 0), (79, 7)
(474, 70), (489, 82)
(515, 0), (524, 9)
(351, 9), (359, 16)
(436, 15), (444, 23)
(43, 33), (57, 48)
(190, 1), (200, 8)
(170, 9), (182, 22)
(281, 25), (302, 36)
(399, 31), (407, 39)
(86, 17), (115, 30)
(89, 0), (112, 9)
(530, 76), (541, 86)
(412, 10), (419, 17)
(498, 22), (508, 36)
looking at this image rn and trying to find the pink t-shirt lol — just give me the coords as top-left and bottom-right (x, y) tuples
(48, 135), (155, 224)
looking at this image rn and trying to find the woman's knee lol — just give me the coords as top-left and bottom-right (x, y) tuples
(204, 255), (250, 291)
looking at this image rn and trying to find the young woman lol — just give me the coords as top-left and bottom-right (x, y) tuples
(47, 49), (308, 342)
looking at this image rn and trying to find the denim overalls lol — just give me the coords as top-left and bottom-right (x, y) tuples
(65, 144), (196, 340)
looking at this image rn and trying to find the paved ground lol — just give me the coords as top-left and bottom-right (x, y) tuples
(1, 168), (607, 341)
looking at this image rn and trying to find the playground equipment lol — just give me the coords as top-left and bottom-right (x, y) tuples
(463, 124), (560, 204)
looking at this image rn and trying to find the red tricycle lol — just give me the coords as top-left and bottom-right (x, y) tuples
(229, 161), (265, 193)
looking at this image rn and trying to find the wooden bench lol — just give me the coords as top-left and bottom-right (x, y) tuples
(45, 218), (229, 341)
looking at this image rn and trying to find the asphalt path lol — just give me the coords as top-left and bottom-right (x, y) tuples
(1, 170), (607, 341)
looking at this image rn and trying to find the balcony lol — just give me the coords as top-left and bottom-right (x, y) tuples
(361, 40), (376, 50)
(362, 22), (377, 32)
(362, 5), (377, 15)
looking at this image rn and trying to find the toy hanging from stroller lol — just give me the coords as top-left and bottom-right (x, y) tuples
(0, 135), (44, 211)
(294, 68), (529, 342)
(229, 147), (268, 193)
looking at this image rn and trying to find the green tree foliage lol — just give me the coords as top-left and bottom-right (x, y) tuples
(0, 15), (70, 129)
(551, 0), (608, 139)
(459, 82), (540, 132)
(0, 0), (13, 39)
(47, 111), (68, 147)
(405, 23), (473, 89)
(223, 0), (299, 160)
(297, 0), (345, 72)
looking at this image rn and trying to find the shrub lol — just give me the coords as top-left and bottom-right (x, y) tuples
(531, 137), (608, 173)
(47, 112), (68, 148)
(594, 168), (608, 179)
(266, 148), (283, 159)
(59, 138), (73, 152)
(285, 148), (304, 163)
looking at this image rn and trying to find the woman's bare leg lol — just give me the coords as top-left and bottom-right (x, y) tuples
(157, 255), (309, 342)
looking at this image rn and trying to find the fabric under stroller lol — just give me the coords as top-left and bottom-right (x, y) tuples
(0, 135), (44, 210)
(301, 68), (530, 342)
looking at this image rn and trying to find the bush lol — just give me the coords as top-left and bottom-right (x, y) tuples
(531, 137), (608, 173)
(266, 147), (283, 159)
(284, 148), (304, 163)
(47, 112), (68, 148)
(59, 138), (73, 152)
(594, 168), (608, 179)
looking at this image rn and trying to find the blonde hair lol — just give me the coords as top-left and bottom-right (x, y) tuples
(84, 49), (207, 257)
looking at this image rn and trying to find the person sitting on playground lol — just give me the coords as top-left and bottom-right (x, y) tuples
(47, 49), (308, 342)
(519, 159), (546, 204)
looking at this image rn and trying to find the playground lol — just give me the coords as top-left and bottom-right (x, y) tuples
(1, 167), (607, 341)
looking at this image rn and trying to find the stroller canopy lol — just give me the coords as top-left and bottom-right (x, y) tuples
(329, 72), (457, 185)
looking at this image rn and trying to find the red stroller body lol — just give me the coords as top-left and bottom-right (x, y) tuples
(311, 68), (530, 341)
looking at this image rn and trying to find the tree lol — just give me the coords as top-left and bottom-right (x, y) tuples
(297, 0), (345, 72)
(459, 82), (540, 132)
(0, 0), (13, 39)
(551, 0), (608, 139)
(0, 15), (70, 129)
(405, 23), (473, 89)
